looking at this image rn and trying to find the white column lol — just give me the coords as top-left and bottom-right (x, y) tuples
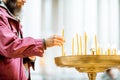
(84, 0), (98, 53)
(21, 0), (42, 80)
(22, 0), (41, 38)
(109, 0), (119, 49)
(98, 0), (110, 49)
(41, 0), (52, 37)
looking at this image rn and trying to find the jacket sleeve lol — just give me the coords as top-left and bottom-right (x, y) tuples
(0, 15), (45, 58)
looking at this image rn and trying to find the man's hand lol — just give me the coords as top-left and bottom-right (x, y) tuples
(28, 56), (36, 62)
(45, 35), (65, 48)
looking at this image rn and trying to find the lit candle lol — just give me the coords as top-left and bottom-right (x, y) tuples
(72, 38), (74, 55)
(76, 34), (79, 55)
(94, 35), (97, 55)
(84, 32), (87, 55)
(79, 36), (82, 55)
(108, 48), (110, 55)
(62, 29), (65, 56)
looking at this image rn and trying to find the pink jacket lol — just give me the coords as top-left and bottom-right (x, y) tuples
(0, 2), (44, 80)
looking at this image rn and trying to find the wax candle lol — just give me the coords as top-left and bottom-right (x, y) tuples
(94, 35), (97, 55)
(97, 48), (100, 55)
(108, 48), (110, 55)
(84, 32), (87, 55)
(91, 48), (95, 55)
(113, 48), (116, 55)
(79, 36), (82, 55)
(101, 48), (103, 55)
(103, 50), (106, 55)
(64, 51), (66, 56)
(76, 34), (79, 55)
(72, 38), (74, 55)
(62, 29), (64, 37)
(62, 29), (65, 56)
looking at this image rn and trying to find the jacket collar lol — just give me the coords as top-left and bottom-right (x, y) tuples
(0, 0), (20, 22)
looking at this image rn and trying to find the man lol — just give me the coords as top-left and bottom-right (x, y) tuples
(102, 68), (120, 80)
(0, 0), (65, 80)
(105, 69), (114, 80)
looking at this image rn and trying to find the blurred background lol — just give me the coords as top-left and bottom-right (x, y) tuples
(21, 0), (120, 80)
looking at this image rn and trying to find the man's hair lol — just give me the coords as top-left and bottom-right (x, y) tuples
(4, 0), (21, 16)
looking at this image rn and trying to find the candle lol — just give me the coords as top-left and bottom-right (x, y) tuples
(103, 50), (106, 55)
(108, 48), (110, 55)
(113, 48), (116, 55)
(97, 48), (100, 55)
(64, 51), (66, 56)
(62, 29), (64, 37)
(62, 29), (65, 56)
(76, 34), (79, 55)
(101, 48), (103, 55)
(62, 45), (65, 56)
(91, 48), (95, 55)
(94, 35), (97, 55)
(79, 36), (82, 55)
(84, 32), (87, 55)
(72, 38), (74, 55)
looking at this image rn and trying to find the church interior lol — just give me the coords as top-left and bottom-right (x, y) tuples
(22, 0), (120, 80)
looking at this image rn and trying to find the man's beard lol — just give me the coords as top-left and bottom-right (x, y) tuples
(4, 0), (22, 17)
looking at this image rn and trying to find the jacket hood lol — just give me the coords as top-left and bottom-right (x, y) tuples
(0, 0), (20, 21)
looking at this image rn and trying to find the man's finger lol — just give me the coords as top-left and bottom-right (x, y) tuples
(53, 42), (61, 46)
(53, 35), (65, 42)
(53, 39), (64, 45)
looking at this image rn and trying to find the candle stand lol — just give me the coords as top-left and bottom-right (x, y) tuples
(55, 55), (120, 80)
(58, 31), (119, 80)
